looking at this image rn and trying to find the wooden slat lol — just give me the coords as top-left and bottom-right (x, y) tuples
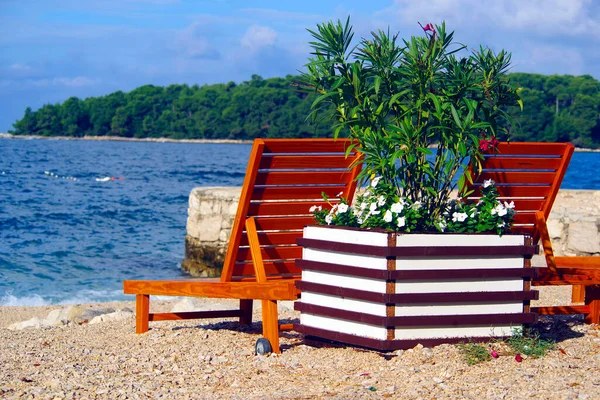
(471, 185), (551, 198)
(509, 225), (535, 236)
(476, 171), (556, 184)
(262, 138), (357, 153)
(481, 157), (562, 170)
(149, 310), (242, 321)
(251, 186), (347, 201)
(123, 279), (298, 300)
(236, 246), (303, 262)
(554, 256), (600, 268)
(254, 171), (354, 185)
(232, 260), (301, 277)
(532, 305), (590, 315)
(259, 155), (355, 169)
(495, 142), (574, 155)
(251, 216), (314, 231)
(247, 201), (334, 217)
(512, 212), (537, 225)
(240, 231), (303, 246)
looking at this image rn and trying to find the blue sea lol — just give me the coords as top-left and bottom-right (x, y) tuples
(1, 138), (599, 306)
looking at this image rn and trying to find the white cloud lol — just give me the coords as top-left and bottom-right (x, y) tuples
(28, 77), (99, 87)
(241, 25), (277, 51)
(515, 44), (585, 76)
(9, 63), (32, 71)
(175, 22), (220, 59)
(388, 0), (600, 38)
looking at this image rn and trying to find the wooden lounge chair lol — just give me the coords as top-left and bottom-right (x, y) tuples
(124, 138), (362, 353)
(466, 142), (600, 323)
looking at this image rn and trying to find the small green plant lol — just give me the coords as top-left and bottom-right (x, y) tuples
(456, 341), (492, 366)
(506, 327), (555, 359)
(456, 327), (555, 365)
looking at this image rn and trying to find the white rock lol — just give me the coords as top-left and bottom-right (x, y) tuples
(7, 317), (51, 330)
(170, 298), (230, 312)
(88, 310), (134, 324)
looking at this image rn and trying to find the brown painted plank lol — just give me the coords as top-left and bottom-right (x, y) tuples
(532, 305), (590, 315)
(251, 216), (314, 230)
(149, 310), (242, 321)
(247, 201), (333, 217)
(481, 157), (562, 170)
(259, 155), (355, 169)
(255, 171), (354, 185)
(251, 186), (348, 201)
(476, 171), (556, 184)
(471, 185), (551, 198)
(262, 138), (357, 154)
(231, 260), (300, 277)
(123, 279), (298, 300)
(236, 245), (303, 262)
(495, 142), (574, 155)
(240, 231), (303, 246)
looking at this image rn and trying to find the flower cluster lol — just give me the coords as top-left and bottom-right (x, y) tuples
(311, 178), (515, 235)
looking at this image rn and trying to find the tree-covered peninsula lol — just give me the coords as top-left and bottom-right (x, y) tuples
(8, 73), (600, 148)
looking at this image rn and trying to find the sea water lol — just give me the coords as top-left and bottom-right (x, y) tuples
(1, 138), (599, 305)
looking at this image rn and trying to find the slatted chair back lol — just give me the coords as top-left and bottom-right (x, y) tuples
(465, 142), (574, 244)
(221, 138), (363, 283)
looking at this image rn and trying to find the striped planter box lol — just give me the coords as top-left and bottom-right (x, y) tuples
(294, 225), (538, 351)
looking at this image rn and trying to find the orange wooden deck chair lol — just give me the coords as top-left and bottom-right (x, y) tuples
(124, 138), (362, 353)
(466, 142), (600, 323)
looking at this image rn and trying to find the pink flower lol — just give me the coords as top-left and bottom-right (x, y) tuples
(515, 354), (522, 362)
(490, 349), (499, 358)
(479, 136), (499, 152)
(419, 22), (436, 35)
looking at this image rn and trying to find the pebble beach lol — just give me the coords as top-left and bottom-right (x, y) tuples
(2, 286), (600, 399)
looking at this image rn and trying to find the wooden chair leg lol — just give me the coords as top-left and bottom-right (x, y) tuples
(584, 285), (600, 324)
(239, 299), (253, 325)
(136, 294), (150, 333)
(572, 285), (585, 303)
(261, 299), (280, 353)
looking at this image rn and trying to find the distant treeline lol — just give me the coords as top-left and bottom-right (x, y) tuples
(9, 73), (600, 148)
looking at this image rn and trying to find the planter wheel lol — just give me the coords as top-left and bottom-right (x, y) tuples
(255, 338), (272, 355)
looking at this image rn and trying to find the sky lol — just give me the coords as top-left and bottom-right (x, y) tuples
(1, 0), (600, 132)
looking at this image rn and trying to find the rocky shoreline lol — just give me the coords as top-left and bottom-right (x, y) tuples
(1, 133), (599, 151)
(1, 287), (600, 399)
(0, 132), (252, 144)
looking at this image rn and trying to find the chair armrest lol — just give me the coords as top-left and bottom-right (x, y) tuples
(534, 211), (558, 273)
(246, 216), (267, 283)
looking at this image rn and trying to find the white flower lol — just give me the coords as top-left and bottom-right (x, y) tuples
(504, 201), (515, 209)
(390, 202), (404, 213)
(360, 202), (368, 210)
(357, 217), (363, 224)
(411, 201), (422, 210)
(325, 214), (333, 224)
(452, 212), (468, 222)
(377, 195), (386, 207)
(498, 221), (506, 228)
(337, 203), (349, 213)
(336, 191), (344, 197)
(397, 217), (406, 227)
(369, 203), (378, 212)
(483, 179), (494, 188)
(371, 177), (381, 187)
(438, 220), (447, 231)
(493, 203), (507, 217)
(309, 205), (321, 212)
(383, 210), (393, 223)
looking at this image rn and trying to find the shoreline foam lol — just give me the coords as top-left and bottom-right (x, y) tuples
(2, 133), (599, 151)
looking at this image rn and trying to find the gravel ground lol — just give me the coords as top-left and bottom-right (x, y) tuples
(1, 287), (600, 399)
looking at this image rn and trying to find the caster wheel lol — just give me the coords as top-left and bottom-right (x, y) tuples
(255, 338), (272, 355)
